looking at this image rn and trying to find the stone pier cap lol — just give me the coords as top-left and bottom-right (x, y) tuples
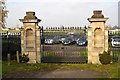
(88, 10), (108, 22)
(19, 11), (41, 23)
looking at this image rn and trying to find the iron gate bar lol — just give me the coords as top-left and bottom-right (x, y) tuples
(41, 45), (87, 63)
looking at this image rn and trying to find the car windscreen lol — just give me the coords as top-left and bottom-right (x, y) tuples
(113, 39), (120, 42)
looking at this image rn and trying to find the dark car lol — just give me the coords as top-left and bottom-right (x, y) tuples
(62, 38), (74, 45)
(76, 38), (87, 46)
(53, 36), (61, 44)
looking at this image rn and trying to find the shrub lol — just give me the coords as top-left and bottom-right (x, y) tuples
(20, 54), (29, 63)
(99, 51), (111, 64)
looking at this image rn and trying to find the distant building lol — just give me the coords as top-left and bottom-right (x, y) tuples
(109, 29), (120, 35)
(44, 26), (85, 34)
(0, 27), (20, 36)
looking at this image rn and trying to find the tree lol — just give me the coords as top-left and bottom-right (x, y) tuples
(84, 25), (87, 33)
(112, 25), (120, 29)
(0, 0), (8, 29)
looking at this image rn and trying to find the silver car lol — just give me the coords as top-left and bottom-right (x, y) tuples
(45, 39), (54, 44)
(112, 39), (120, 47)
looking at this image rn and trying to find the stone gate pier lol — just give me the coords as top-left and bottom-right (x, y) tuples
(87, 10), (109, 64)
(20, 11), (41, 63)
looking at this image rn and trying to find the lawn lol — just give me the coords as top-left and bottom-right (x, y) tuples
(0, 61), (2, 75)
(2, 60), (119, 78)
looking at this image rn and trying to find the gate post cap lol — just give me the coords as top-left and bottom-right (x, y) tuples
(91, 10), (104, 18)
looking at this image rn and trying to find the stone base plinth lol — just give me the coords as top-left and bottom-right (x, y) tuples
(27, 60), (36, 63)
(88, 51), (101, 64)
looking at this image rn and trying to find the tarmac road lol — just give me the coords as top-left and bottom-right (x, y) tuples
(3, 69), (107, 78)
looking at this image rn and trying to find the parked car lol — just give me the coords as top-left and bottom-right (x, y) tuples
(45, 38), (54, 44)
(76, 38), (87, 46)
(62, 38), (75, 45)
(44, 35), (61, 45)
(59, 35), (69, 43)
(53, 36), (61, 44)
(60, 38), (66, 43)
(112, 39), (120, 47)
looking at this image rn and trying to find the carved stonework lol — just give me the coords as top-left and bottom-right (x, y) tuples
(88, 10), (109, 64)
(26, 28), (34, 48)
(94, 28), (104, 48)
(92, 10), (104, 18)
(24, 12), (37, 20)
(20, 11), (41, 63)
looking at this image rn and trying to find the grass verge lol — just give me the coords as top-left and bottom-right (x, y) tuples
(2, 60), (119, 78)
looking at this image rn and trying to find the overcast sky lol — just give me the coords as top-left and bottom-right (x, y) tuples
(5, 0), (119, 28)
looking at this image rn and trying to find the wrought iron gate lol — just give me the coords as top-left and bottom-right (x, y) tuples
(41, 45), (87, 63)
(40, 27), (88, 63)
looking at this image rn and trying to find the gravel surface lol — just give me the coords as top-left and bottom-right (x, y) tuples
(3, 69), (107, 78)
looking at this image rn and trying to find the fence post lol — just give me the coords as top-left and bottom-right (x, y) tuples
(110, 51), (113, 63)
(118, 55), (120, 68)
(7, 53), (10, 65)
(16, 51), (20, 63)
